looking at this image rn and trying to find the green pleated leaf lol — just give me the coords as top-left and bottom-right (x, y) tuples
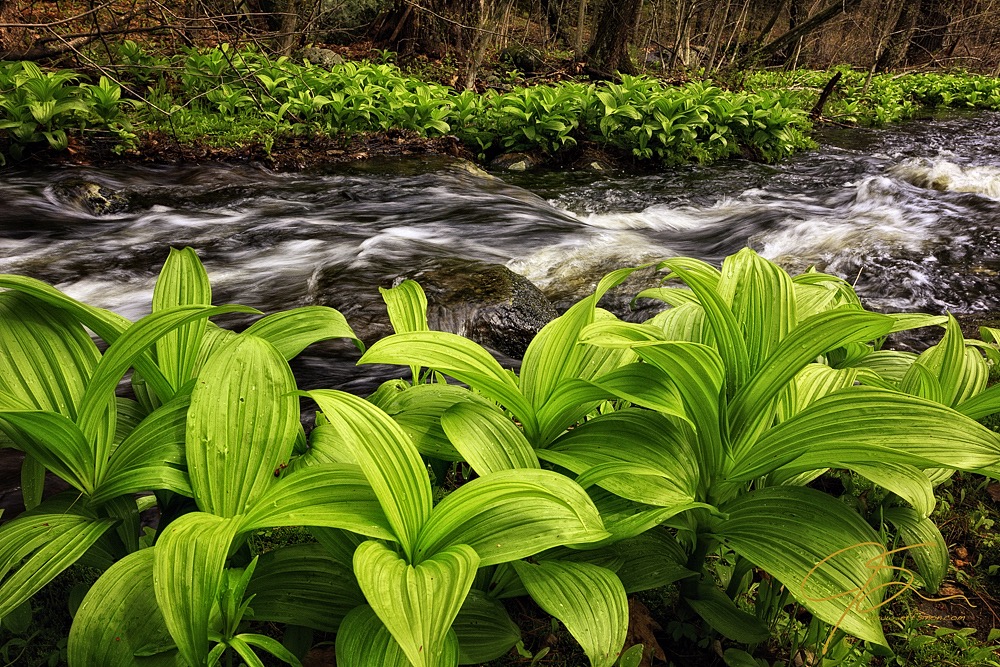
(359, 331), (536, 439)
(453, 590), (521, 665)
(884, 313), (947, 334)
(92, 396), (191, 504)
(0, 290), (99, 418)
(883, 507), (947, 593)
(68, 549), (181, 666)
(955, 380), (1000, 420)
(717, 486), (889, 645)
(20, 454), (44, 510)
(413, 468), (608, 566)
(785, 364), (861, 419)
(79, 304), (257, 482)
(847, 462), (935, 519)
(244, 306), (363, 359)
(441, 401), (539, 475)
(589, 363), (689, 423)
(915, 315), (966, 407)
(900, 357), (945, 403)
(381, 280), (430, 334)
(374, 383), (499, 461)
(685, 579), (770, 644)
(305, 390), (432, 559)
(152, 247), (213, 398)
(579, 319), (667, 347)
(534, 378), (616, 447)
(844, 350), (917, 384)
(541, 410), (700, 508)
(154, 512), (241, 667)
(728, 310), (895, 452)
(954, 347), (989, 407)
(791, 271), (862, 311)
(336, 605), (457, 667)
(246, 543), (365, 632)
(187, 334), (298, 517)
(0, 513), (115, 620)
(0, 274), (130, 346)
(355, 540), (478, 667)
(240, 463), (393, 539)
(235, 633), (303, 667)
(521, 268), (640, 412)
(0, 410), (95, 494)
(630, 342), (726, 477)
(634, 286), (699, 307)
(718, 249), (797, 374)
(646, 302), (712, 344)
(728, 387), (1000, 481)
(380, 280), (429, 384)
(513, 560), (628, 667)
(659, 258), (750, 395)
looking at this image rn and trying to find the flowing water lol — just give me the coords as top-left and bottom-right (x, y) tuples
(2, 112), (1000, 390)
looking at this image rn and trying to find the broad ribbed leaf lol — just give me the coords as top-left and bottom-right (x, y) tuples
(0, 274), (130, 345)
(355, 540), (478, 667)
(606, 529), (696, 593)
(883, 507), (947, 593)
(955, 347), (989, 406)
(0, 410), (94, 494)
(728, 310), (895, 452)
(659, 259), (750, 394)
(589, 363), (688, 423)
(521, 267), (639, 412)
(79, 304), (257, 482)
(375, 383), (498, 460)
(718, 249), (797, 374)
(534, 378), (615, 446)
(956, 381), (1000, 420)
(152, 247), (213, 398)
(634, 286), (699, 307)
(848, 462), (935, 518)
(453, 590), (521, 665)
(381, 280), (430, 333)
(646, 302), (712, 344)
(306, 390), (432, 559)
(244, 306), (363, 359)
(685, 581), (770, 644)
(0, 513), (115, 620)
(246, 543), (365, 632)
(441, 401), (539, 475)
(631, 342), (726, 476)
(513, 560), (628, 667)
(187, 334), (298, 517)
(359, 331), (536, 439)
(915, 315), (966, 406)
(541, 410), (699, 507)
(0, 290), (98, 418)
(336, 605), (455, 667)
(413, 468), (608, 566)
(845, 350), (917, 384)
(68, 549), (180, 666)
(786, 364), (860, 418)
(728, 388), (1000, 481)
(240, 464), (393, 539)
(154, 512), (240, 667)
(91, 396), (191, 503)
(20, 454), (44, 510)
(717, 487), (889, 645)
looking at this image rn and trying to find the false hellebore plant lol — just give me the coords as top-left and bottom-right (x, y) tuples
(360, 248), (1000, 661)
(1, 246), (999, 666)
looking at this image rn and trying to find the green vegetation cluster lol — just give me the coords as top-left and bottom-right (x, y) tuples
(744, 68), (1000, 126)
(1, 247), (1000, 666)
(2, 43), (1000, 168)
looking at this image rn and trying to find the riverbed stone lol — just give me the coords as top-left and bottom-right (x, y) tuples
(53, 180), (128, 215)
(309, 259), (557, 358)
(490, 152), (539, 172)
(410, 260), (558, 358)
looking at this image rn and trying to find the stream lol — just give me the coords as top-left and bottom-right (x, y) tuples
(2, 111), (1000, 508)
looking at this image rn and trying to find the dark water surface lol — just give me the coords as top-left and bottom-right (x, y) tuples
(1, 112), (1000, 387)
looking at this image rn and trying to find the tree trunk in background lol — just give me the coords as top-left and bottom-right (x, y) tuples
(371, 0), (505, 88)
(744, 0), (862, 66)
(874, 0), (918, 71)
(586, 0), (644, 75)
(905, 0), (950, 65)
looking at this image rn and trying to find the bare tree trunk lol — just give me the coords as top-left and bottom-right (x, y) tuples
(575, 0), (588, 57)
(874, 0), (918, 71)
(586, 0), (644, 75)
(742, 0), (863, 66)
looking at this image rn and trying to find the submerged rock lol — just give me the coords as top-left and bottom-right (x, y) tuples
(411, 260), (558, 358)
(310, 259), (557, 358)
(490, 152), (539, 172)
(52, 180), (128, 215)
